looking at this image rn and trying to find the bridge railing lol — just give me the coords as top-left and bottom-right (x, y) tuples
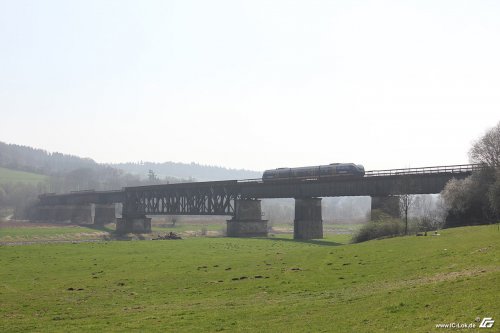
(364, 164), (482, 177)
(237, 178), (262, 183)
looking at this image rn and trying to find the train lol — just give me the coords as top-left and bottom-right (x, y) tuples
(262, 163), (365, 182)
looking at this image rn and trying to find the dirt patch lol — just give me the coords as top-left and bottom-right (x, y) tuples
(0, 239), (108, 246)
(175, 230), (224, 237)
(410, 267), (499, 285)
(270, 227), (293, 234)
(361, 266), (500, 295)
(0, 220), (81, 228)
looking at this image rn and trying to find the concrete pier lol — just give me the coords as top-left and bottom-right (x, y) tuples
(227, 199), (268, 237)
(93, 204), (116, 225)
(371, 196), (400, 220)
(294, 198), (323, 240)
(116, 216), (152, 233)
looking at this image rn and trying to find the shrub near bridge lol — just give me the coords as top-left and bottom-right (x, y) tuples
(352, 219), (405, 243)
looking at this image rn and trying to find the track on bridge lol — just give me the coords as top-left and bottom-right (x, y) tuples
(39, 164), (480, 217)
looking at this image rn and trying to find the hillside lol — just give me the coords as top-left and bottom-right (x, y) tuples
(0, 141), (261, 183)
(111, 161), (262, 181)
(0, 142), (265, 218)
(0, 167), (48, 185)
(1, 225), (498, 332)
(0, 141), (100, 175)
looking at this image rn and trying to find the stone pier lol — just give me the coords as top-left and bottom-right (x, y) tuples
(116, 215), (152, 234)
(294, 198), (323, 240)
(227, 199), (268, 237)
(93, 204), (116, 225)
(371, 196), (400, 220)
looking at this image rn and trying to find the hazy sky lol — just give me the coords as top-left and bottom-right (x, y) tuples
(1, 0), (499, 171)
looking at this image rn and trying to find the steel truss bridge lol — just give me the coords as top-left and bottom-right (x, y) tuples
(39, 164), (481, 217)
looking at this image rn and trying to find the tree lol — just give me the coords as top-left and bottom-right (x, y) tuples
(169, 215), (179, 227)
(442, 168), (495, 227)
(489, 169), (500, 219)
(470, 122), (500, 221)
(412, 195), (447, 232)
(148, 169), (159, 183)
(399, 194), (415, 235)
(469, 122), (500, 167)
(440, 121), (500, 227)
(398, 175), (416, 235)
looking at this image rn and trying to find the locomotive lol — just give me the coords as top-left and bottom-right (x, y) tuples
(262, 163), (365, 182)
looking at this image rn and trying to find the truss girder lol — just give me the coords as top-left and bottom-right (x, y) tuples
(123, 184), (242, 216)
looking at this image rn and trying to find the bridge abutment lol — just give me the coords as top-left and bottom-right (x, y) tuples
(116, 216), (152, 234)
(227, 199), (268, 237)
(93, 204), (116, 225)
(371, 196), (400, 220)
(294, 198), (323, 240)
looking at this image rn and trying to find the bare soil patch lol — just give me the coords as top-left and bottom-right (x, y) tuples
(0, 220), (81, 228)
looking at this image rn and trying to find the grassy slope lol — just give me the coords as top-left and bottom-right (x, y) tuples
(0, 166), (48, 185)
(0, 225), (499, 332)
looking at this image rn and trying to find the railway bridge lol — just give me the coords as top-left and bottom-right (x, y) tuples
(36, 164), (479, 239)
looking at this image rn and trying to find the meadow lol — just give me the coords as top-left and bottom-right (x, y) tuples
(0, 167), (47, 185)
(0, 225), (499, 332)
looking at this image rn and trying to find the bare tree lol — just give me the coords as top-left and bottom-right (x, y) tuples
(148, 169), (159, 183)
(412, 195), (447, 232)
(399, 193), (415, 235)
(441, 169), (495, 227)
(170, 215), (179, 227)
(489, 169), (500, 220)
(441, 178), (474, 215)
(439, 121), (500, 227)
(469, 121), (500, 222)
(469, 121), (500, 167)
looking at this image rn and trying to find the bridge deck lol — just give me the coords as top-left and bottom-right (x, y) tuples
(38, 164), (480, 216)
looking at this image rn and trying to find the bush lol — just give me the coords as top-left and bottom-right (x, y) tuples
(442, 169), (496, 228)
(440, 121), (500, 227)
(352, 219), (405, 243)
(370, 209), (394, 222)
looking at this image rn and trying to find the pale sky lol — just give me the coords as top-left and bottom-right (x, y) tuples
(1, 0), (499, 171)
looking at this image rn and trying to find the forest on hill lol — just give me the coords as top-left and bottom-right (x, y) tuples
(0, 141), (261, 218)
(111, 161), (261, 181)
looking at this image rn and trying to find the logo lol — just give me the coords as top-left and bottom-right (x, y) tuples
(479, 317), (495, 328)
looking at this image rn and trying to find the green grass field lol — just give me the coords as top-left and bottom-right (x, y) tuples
(0, 225), (498, 332)
(0, 166), (48, 185)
